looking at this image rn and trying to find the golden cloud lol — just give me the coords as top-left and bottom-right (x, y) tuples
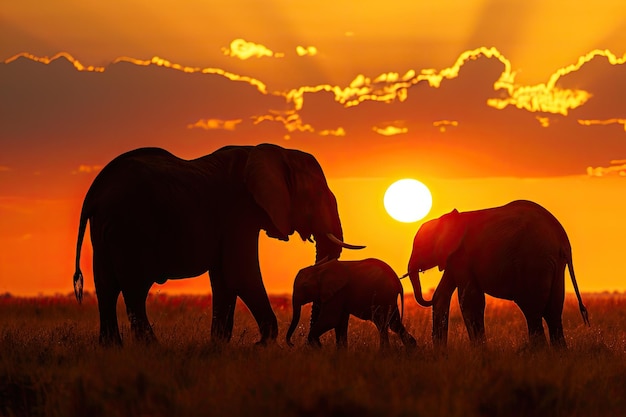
(72, 165), (102, 175)
(5, 52), (269, 94)
(4, 52), (105, 72)
(433, 120), (459, 133)
(487, 86), (591, 115)
(489, 49), (626, 115)
(296, 46), (317, 57)
(578, 118), (626, 131)
(252, 111), (314, 137)
(187, 119), (242, 131)
(536, 116), (551, 127)
(222, 39), (283, 60)
(587, 160), (626, 177)
(319, 127), (346, 137)
(373, 126), (408, 136)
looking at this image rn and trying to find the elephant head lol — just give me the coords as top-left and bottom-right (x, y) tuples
(285, 261), (348, 346)
(243, 143), (363, 262)
(407, 209), (464, 307)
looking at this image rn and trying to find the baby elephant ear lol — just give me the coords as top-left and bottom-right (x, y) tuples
(244, 144), (293, 240)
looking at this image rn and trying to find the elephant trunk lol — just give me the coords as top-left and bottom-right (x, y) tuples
(312, 192), (365, 263)
(314, 233), (342, 264)
(408, 257), (433, 307)
(286, 300), (302, 347)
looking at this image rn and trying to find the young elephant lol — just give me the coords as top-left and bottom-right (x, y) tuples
(286, 258), (417, 349)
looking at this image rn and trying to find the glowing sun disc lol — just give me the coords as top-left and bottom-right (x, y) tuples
(384, 179), (433, 223)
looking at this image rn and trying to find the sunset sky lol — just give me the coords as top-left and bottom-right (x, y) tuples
(1, 0), (625, 296)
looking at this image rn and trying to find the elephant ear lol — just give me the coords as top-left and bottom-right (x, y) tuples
(244, 144), (293, 240)
(436, 209), (465, 271)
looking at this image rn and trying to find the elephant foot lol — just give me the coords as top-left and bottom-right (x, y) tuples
(400, 332), (418, 349)
(255, 336), (278, 347)
(306, 338), (323, 349)
(133, 332), (158, 346)
(99, 334), (123, 348)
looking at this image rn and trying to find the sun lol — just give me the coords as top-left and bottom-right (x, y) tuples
(384, 179), (433, 223)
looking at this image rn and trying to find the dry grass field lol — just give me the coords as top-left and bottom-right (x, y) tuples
(1, 291), (625, 417)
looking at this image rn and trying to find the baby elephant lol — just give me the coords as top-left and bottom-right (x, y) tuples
(286, 258), (417, 349)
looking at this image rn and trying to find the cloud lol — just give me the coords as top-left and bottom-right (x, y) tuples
(72, 165), (102, 174)
(587, 160), (626, 177)
(318, 127), (345, 137)
(296, 46), (317, 57)
(222, 39), (283, 60)
(5, 52), (105, 72)
(578, 118), (626, 131)
(188, 119), (242, 131)
(1, 48), (625, 182)
(486, 49), (626, 115)
(487, 85), (591, 115)
(433, 120), (459, 133)
(373, 125), (408, 136)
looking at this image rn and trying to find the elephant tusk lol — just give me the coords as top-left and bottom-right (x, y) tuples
(326, 233), (366, 250)
(307, 236), (314, 243)
(399, 269), (420, 279)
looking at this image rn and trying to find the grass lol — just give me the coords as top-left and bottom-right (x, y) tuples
(1, 292), (625, 417)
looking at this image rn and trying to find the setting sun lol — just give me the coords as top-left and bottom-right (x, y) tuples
(383, 179), (433, 223)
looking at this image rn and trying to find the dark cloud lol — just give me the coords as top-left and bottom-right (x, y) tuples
(1, 50), (625, 198)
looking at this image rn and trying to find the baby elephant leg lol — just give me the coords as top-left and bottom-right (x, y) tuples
(307, 304), (340, 348)
(389, 307), (417, 348)
(335, 312), (350, 349)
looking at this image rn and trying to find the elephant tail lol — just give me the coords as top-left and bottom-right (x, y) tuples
(567, 259), (590, 326)
(72, 209), (88, 304)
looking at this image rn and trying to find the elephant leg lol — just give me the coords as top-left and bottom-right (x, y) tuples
(519, 305), (548, 348)
(308, 304), (339, 348)
(122, 280), (156, 344)
(389, 308), (417, 348)
(458, 283), (486, 345)
(238, 279), (278, 345)
(544, 275), (566, 349)
(335, 312), (350, 349)
(220, 232), (278, 345)
(93, 258), (122, 346)
(432, 272), (457, 349)
(209, 271), (237, 344)
(310, 302), (321, 330)
(372, 305), (391, 350)
(545, 314), (566, 349)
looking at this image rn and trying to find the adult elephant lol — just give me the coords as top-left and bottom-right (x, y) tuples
(73, 144), (364, 346)
(286, 258), (416, 349)
(406, 200), (589, 349)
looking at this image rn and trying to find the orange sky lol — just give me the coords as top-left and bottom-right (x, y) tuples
(1, 0), (625, 295)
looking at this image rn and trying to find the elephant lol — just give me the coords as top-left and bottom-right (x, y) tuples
(406, 200), (589, 349)
(72, 144), (364, 346)
(286, 258), (417, 349)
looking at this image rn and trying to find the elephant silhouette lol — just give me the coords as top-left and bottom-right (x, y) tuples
(407, 200), (589, 349)
(73, 144), (364, 346)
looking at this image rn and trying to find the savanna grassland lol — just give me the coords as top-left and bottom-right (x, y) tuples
(1, 292), (625, 417)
